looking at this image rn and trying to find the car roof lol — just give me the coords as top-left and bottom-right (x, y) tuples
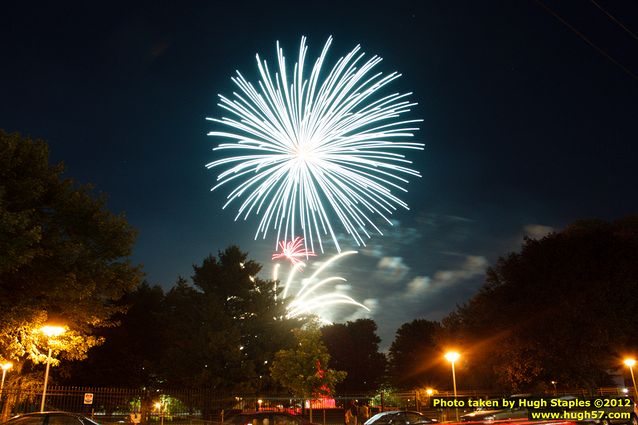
(234, 412), (293, 416)
(6, 412), (99, 424)
(12, 412), (85, 418)
(376, 411), (421, 415)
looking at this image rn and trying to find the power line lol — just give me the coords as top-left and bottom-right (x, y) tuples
(534, 0), (638, 82)
(589, 0), (638, 43)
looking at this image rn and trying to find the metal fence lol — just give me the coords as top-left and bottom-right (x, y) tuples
(0, 386), (634, 425)
(1, 387), (231, 424)
(0, 387), (374, 425)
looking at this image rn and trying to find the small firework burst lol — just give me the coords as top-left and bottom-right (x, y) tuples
(272, 236), (316, 267)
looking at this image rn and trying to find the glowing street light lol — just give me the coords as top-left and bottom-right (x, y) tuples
(39, 325), (66, 412)
(445, 351), (461, 422)
(155, 401), (165, 425)
(444, 352), (460, 397)
(425, 388), (434, 408)
(1, 362), (13, 401)
(624, 358), (637, 400)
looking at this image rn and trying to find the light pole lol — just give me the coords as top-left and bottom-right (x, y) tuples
(444, 351), (461, 422)
(624, 358), (638, 401)
(155, 401), (165, 425)
(1, 362), (13, 400)
(550, 381), (558, 396)
(39, 325), (65, 412)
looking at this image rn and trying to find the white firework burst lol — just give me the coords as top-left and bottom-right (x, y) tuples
(207, 36), (423, 252)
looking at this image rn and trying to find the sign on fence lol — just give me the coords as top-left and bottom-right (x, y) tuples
(83, 393), (94, 405)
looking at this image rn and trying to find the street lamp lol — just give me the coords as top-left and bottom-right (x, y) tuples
(623, 358), (637, 401)
(444, 351), (461, 422)
(155, 401), (165, 425)
(1, 362), (13, 400)
(39, 325), (66, 412)
(550, 381), (558, 396)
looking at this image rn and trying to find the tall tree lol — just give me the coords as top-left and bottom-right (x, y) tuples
(443, 217), (638, 391)
(58, 282), (165, 386)
(159, 277), (213, 388)
(57, 247), (300, 391)
(321, 319), (386, 394)
(190, 246), (298, 392)
(388, 319), (446, 390)
(0, 131), (142, 367)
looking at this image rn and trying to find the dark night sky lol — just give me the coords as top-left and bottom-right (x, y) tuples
(2, 1), (637, 346)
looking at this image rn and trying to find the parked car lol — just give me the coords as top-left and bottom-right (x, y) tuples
(226, 412), (318, 425)
(2, 412), (100, 425)
(460, 406), (528, 422)
(573, 396), (638, 425)
(460, 394), (533, 422)
(364, 410), (438, 425)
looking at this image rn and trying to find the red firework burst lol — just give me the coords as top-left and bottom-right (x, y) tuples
(272, 237), (316, 266)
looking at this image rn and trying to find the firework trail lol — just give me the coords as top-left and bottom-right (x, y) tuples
(207, 36), (423, 253)
(272, 241), (369, 322)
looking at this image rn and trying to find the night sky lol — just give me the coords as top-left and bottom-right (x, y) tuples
(2, 1), (637, 347)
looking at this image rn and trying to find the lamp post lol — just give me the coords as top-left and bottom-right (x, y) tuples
(155, 401), (165, 425)
(550, 381), (558, 396)
(39, 325), (65, 412)
(1, 362), (13, 400)
(624, 358), (638, 401)
(444, 351), (461, 422)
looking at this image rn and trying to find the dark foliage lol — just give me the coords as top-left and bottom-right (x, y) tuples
(321, 319), (387, 394)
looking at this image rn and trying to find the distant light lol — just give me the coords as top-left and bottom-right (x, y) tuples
(40, 325), (66, 337)
(624, 358), (636, 367)
(444, 351), (460, 363)
(426, 388), (433, 396)
(622, 388), (629, 394)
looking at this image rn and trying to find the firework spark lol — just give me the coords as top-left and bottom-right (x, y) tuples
(207, 36), (423, 252)
(272, 236), (316, 267)
(272, 248), (369, 322)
